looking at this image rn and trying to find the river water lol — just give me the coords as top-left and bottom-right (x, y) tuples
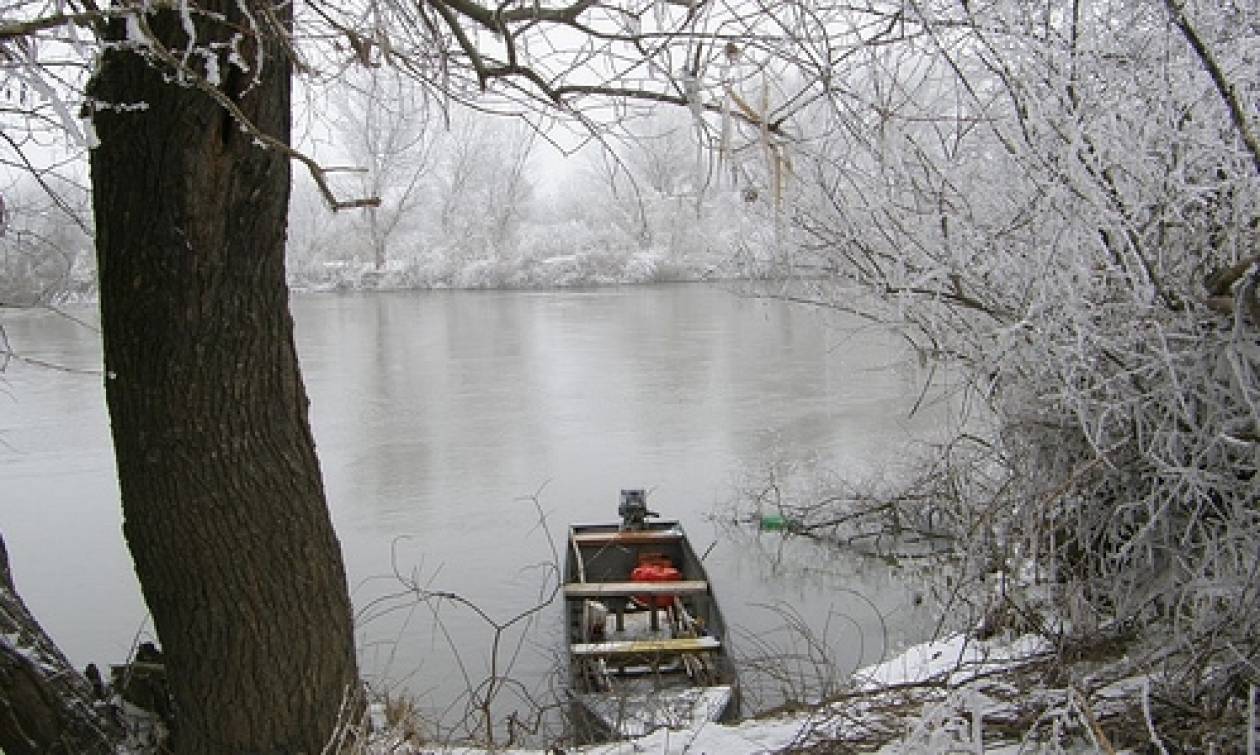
(1, 284), (946, 738)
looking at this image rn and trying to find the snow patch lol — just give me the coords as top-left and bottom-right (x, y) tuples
(856, 633), (1050, 690)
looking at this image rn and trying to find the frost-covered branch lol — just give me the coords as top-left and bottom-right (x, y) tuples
(1164, 0), (1260, 177)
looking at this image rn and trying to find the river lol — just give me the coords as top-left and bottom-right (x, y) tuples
(1, 284), (945, 740)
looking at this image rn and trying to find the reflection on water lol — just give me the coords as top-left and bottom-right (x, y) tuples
(706, 523), (941, 711)
(1, 284), (944, 740)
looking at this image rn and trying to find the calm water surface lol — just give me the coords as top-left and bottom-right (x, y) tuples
(1, 284), (944, 734)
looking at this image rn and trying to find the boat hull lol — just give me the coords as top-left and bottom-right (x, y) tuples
(563, 519), (739, 741)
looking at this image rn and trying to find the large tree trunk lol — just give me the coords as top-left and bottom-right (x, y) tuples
(88, 4), (361, 753)
(0, 532), (121, 754)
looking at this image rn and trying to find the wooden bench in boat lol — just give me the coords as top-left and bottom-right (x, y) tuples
(570, 530), (684, 547)
(571, 636), (721, 657)
(563, 580), (708, 599)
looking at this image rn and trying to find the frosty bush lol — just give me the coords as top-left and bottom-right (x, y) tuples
(760, 0), (1260, 703)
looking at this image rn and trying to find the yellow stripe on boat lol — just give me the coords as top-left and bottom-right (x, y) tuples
(563, 580), (708, 598)
(570, 636), (721, 656)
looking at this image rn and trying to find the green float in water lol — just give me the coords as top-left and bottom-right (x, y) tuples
(758, 514), (798, 532)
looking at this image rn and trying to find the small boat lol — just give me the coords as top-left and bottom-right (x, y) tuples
(564, 490), (739, 741)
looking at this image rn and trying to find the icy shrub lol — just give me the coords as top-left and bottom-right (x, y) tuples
(755, 0), (1260, 732)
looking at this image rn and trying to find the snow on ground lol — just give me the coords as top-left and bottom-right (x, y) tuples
(407, 714), (816, 755)
(854, 632), (1050, 691)
(369, 632), (1060, 754)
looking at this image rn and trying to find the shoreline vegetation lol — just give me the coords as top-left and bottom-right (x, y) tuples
(287, 253), (737, 294)
(6, 247), (759, 307)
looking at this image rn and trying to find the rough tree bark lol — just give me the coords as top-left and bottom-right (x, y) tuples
(0, 532), (120, 754)
(87, 3), (361, 753)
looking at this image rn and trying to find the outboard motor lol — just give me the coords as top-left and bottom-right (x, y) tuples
(618, 489), (658, 530)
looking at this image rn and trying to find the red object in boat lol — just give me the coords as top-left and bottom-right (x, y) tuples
(631, 559), (681, 608)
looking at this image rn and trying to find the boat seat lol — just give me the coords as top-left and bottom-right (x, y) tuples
(570, 636), (721, 657)
(570, 530), (684, 546)
(563, 580), (708, 599)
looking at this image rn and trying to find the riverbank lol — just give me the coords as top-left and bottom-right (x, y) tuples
(286, 250), (739, 294)
(357, 619), (1257, 753)
(356, 630), (1139, 753)
(93, 607), (1254, 753)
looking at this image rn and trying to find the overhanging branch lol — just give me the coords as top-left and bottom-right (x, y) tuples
(129, 10), (380, 211)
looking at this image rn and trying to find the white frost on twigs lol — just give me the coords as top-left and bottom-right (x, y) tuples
(124, 14), (150, 48)
(8, 41), (94, 148)
(177, 0), (198, 77)
(200, 48), (221, 86)
(226, 32), (247, 71)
